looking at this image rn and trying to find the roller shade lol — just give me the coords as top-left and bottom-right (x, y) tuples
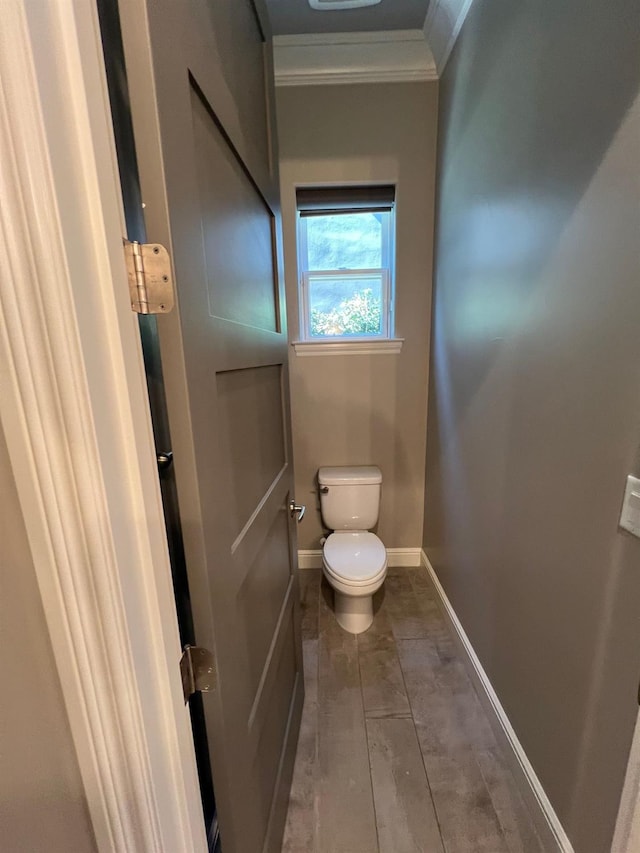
(296, 185), (395, 216)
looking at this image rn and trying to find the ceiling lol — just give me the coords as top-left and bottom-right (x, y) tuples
(265, 0), (432, 36)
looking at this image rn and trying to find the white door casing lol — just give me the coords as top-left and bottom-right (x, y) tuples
(0, 1), (205, 851)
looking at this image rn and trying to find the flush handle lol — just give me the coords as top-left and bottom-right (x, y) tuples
(289, 500), (306, 523)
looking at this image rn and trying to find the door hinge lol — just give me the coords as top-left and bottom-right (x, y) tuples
(124, 239), (174, 314)
(180, 645), (216, 703)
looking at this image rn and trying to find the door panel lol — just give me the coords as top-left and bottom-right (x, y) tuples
(191, 86), (280, 332)
(253, 618), (297, 825)
(217, 365), (286, 534)
(117, 1), (303, 851)
(204, 0), (269, 163)
(239, 509), (292, 694)
(230, 468), (289, 592)
(247, 582), (296, 756)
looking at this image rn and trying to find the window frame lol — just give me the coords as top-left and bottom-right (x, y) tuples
(296, 203), (397, 345)
(300, 268), (392, 341)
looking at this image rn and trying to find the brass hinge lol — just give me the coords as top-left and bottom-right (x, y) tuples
(124, 239), (174, 314)
(180, 645), (216, 703)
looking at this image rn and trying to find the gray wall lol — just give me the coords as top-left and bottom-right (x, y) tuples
(277, 82), (438, 550)
(0, 426), (96, 852)
(423, 1), (640, 851)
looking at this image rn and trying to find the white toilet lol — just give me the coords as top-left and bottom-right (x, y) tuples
(318, 465), (387, 634)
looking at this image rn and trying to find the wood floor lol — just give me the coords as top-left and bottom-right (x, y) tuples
(282, 566), (544, 853)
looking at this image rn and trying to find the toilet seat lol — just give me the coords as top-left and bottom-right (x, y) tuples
(323, 532), (387, 586)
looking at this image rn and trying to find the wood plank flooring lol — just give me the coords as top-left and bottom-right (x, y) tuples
(281, 566), (544, 853)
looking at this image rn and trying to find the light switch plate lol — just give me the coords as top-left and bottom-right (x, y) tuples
(619, 475), (640, 539)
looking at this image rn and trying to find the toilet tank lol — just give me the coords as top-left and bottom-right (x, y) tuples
(318, 466), (382, 531)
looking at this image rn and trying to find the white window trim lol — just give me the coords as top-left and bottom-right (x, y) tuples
(292, 338), (404, 356)
(295, 205), (400, 353)
(300, 268), (391, 341)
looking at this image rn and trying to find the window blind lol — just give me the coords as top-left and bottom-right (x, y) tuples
(296, 185), (395, 216)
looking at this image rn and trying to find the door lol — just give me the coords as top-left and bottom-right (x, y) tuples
(115, 2), (304, 852)
(95, 0), (220, 847)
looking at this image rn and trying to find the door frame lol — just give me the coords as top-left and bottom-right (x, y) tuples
(613, 713), (640, 852)
(0, 2), (205, 851)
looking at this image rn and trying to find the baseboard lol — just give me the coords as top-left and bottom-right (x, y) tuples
(297, 550), (323, 569)
(420, 550), (574, 853)
(386, 547), (422, 566)
(297, 547), (422, 570)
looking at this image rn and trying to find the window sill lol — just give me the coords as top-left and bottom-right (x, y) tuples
(291, 338), (404, 357)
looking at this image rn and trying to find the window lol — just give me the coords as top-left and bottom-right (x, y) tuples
(295, 186), (399, 353)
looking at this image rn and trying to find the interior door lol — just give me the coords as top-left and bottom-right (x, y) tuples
(116, 2), (304, 851)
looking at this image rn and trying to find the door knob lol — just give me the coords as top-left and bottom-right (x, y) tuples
(289, 500), (306, 523)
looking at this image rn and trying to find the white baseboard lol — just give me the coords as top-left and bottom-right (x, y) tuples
(387, 547), (422, 566)
(298, 550), (323, 569)
(297, 547), (421, 570)
(420, 550), (574, 853)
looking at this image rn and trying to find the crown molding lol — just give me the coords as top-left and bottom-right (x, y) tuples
(423, 0), (475, 74)
(273, 29), (438, 86)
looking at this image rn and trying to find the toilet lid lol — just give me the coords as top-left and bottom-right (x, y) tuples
(323, 532), (387, 582)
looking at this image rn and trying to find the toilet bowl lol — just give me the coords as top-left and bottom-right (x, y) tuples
(318, 465), (387, 634)
(322, 531), (387, 633)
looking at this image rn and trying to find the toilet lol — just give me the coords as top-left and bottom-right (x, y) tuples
(318, 465), (387, 634)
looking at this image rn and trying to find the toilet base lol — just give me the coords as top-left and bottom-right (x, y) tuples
(333, 590), (373, 634)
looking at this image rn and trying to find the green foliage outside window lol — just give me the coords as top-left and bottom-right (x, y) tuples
(310, 288), (381, 337)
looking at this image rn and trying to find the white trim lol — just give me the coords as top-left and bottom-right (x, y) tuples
(292, 338), (404, 356)
(423, 0), (475, 74)
(387, 547), (422, 566)
(298, 547), (421, 568)
(612, 712), (640, 852)
(297, 205), (396, 345)
(300, 269), (392, 341)
(309, 0), (382, 8)
(0, 3), (205, 851)
(420, 551), (574, 853)
(273, 30), (438, 86)
(298, 550), (325, 569)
